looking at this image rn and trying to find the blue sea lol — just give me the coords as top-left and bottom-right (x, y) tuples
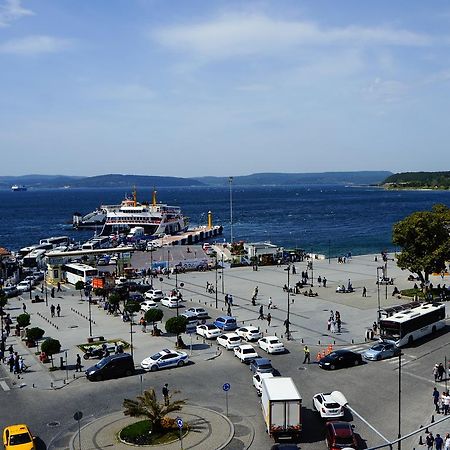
(1, 185), (449, 256)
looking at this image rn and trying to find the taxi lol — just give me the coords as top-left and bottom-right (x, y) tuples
(3, 424), (35, 449)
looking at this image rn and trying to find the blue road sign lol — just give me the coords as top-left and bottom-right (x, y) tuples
(177, 418), (183, 429)
(223, 382), (231, 392)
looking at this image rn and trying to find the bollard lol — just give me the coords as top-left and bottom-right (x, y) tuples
(334, 340), (336, 345)
(301, 338), (304, 343)
(318, 340), (321, 345)
(50, 382), (53, 388)
(418, 434), (423, 445)
(431, 414), (435, 423)
(351, 339), (354, 344)
(32, 383), (35, 388)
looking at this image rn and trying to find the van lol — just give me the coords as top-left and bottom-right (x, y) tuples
(85, 353), (135, 381)
(214, 316), (237, 331)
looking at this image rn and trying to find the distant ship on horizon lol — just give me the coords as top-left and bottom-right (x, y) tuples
(11, 184), (27, 191)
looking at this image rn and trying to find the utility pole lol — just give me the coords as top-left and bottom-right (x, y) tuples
(215, 254), (218, 309)
(229, 176), (233, 245)
(221, 253), (224, 294)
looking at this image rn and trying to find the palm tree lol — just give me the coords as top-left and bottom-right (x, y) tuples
(123, 388), (186, 433)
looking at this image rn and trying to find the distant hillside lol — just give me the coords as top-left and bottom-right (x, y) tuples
(383, 172), (450, 190)
(194, 171), (392, 186)
(68, 174), (205, 188)
(0, 174), (82, 189)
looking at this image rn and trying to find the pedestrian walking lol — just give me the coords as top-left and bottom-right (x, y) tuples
(327, 318), (331, 331)
(162, 383), (169, 406)
(22, 303), (26, 314)
(434, 364), (439, 382)
(322, 277), (327, 287)
(75, 354), (82, 372)
(258, 305), (264, 320)
(442, 392), (450, 415)
(337, 318), (342, 333)
(8, 354), (14, 372)
(444, 433), (450, 450)
(303, 345), (310, 364)
(50, 304), (55, 317)
(435, 434), (444, 450)
(362, 286), (367, 297)
(140, 317), (147, 333)
(51, 287), (55, 298)
(56, 304), (61, 317)
(438, 363), (445, 381)
(268, 297), (272, 309)
(227, 304), (232, 316)
(19, 356), (25, 373)
(57, 281), (61, 292)
(433, 387), (441, 413)
(266, 313), (271, 326)
(284, 318), (290, 336)
(426, 432), (434, 450)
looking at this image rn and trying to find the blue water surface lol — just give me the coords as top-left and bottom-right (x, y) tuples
(0, 185), (449, 256)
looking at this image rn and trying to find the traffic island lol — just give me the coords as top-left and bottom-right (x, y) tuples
(70, 405), (234, 449)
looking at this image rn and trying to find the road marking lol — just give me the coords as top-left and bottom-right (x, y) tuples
(0, 380), (10, 391)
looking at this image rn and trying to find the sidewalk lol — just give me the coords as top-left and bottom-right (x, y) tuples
(69, 405), (234, 450)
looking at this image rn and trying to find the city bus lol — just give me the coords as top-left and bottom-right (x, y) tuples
(379, 302), (445, 347)
(63, 263), (98, 285)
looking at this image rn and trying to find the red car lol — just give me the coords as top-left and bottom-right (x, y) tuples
(325, 421), (358, 450)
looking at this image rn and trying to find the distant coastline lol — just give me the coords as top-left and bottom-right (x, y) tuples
(381, 171), (450, 191)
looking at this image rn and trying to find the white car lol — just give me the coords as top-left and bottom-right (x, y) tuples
(234, 344), (259, 363)
(196, 324), (221, 339)
(184, 307), (209, 319)
(140, 300), (158, 312)
(312, 392), (345, 419)
(17, 280), (32, 293)
(160, 296), (182, 308)
(236, 326), (263, 342)
(252, 372), (274, 395)
(258, 336), (285, 354)
(217, 333), (242, 350)
(144, 289), (164, 301)
(140, 349), (189, 372)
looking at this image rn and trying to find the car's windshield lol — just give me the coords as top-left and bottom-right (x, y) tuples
(206, 325), (216, 330)
(269, 339), (279, 344)
(150, 353), (162, 360)
(328, 352), (339, 359)
(335, 435), (354, 445)
(9, 432), (32, 444)
(95, 358), (109, 369)
(371, 344), (384, 351)
(324, 402), (340, 409)
(230, 337), (240, 342)
(243, 348), (254, 354)
(259, 364), (272, 370)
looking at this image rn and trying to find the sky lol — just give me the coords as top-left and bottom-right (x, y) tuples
(1, 0), (450, 177)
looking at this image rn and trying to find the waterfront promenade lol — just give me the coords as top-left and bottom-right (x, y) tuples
(1, 253), (449, 449)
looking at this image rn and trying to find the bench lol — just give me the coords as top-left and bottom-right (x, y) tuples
(87, 336), (105, 344)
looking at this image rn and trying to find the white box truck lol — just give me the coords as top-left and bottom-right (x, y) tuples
(261, 377), (302, 440)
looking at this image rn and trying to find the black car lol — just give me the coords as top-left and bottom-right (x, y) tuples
(318, 349), (363, 370)
(128, 292), (145, 303)
(85, 353), (135, 381)
(270, 445), (299, 450)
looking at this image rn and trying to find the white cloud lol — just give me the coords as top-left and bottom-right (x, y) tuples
(0, 0), (33, 27)
(0, 35), (72, 55)
(152, 14), (431, 60)
(363, 78), (409, 103)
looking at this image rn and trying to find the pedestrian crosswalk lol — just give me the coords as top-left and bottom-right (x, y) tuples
(0, 379), (11, 391)
(341, 344), (417, 368)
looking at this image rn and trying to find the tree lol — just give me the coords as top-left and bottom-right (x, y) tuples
(26, 327), (45, 345)
(17, 313), (31, 328)
(124, 301), (140, 314)
(75, 280), (85, 298)
(165, 316), (187, 335)
(144, 308), (163, 326)
(123, 388), (185, 434)
(393, 204), (450, 284)
(41, 338), (61, 367)
(108, 292), (122, 313)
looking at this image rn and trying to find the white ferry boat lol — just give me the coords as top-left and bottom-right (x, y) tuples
(11, 184), (27, 191)
(73, 190), (188, 237)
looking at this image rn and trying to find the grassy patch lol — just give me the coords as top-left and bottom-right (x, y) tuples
(401, 288), (444, 300)
(119, 420), (188, 446)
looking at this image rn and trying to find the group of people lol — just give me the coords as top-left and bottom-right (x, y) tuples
(433, 363), (447, 382)
(327, 311), (342, 333)
(50, 303), (61, 318)
(425, 431), (449, 449)
(4, 347), (26, 378)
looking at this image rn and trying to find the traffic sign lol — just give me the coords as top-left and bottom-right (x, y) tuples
(177, 418), (183, 429)
(223, 382), (231, 392)
(73, 411), (83, 421)
(185, 323), (196, 334)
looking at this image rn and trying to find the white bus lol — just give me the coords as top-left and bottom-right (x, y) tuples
(379, 302), (446, 347)
(63, 263), (98, 285)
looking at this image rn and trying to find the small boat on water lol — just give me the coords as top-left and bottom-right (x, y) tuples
(11, 184), (27, 191)
(73, 189), (189, 237)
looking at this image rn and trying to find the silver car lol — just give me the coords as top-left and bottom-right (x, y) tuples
(363, 342), (400, 361)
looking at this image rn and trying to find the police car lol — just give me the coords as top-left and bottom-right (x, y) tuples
(140, 349), (189, 372)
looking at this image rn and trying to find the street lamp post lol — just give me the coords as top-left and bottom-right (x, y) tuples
(215, 255), (218, 309)
(229, 176), (233, 245)
(398, 351), (402, 450)
(29, 279), (32, 300)
(167, 249), (170, 278)
(44, 266), (48, 307)
(286, 265), (291, 340)
(385, 261), (388, 300)
(221, 253), (224, 294)
(130, 311), (134, 358)
(88, 296), (92, 337)
(377, 266), (382, 323)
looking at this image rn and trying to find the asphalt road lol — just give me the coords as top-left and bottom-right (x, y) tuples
(1, 326), (449, 449)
